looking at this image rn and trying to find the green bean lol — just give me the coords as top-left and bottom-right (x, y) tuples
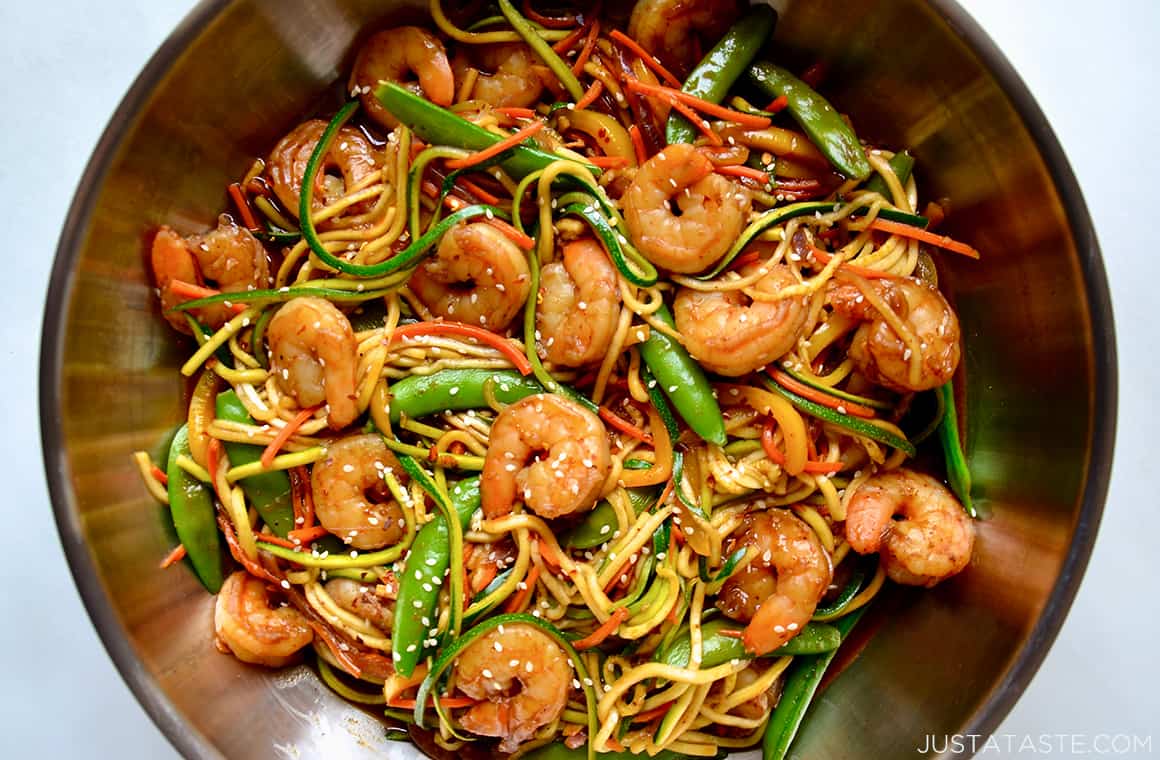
(165, 424), (223, 593)
(748, 61), (872, 181)
(938, 382), (977, 517)
(667, 6), (777, 144)
(214, 390), (295, 537)
(392, 477), (481, 677)
(763, 607), (868, 760)
(387, 369), (542, 425)
(638, 304), (727, 446)
(658, 617), (841, 671)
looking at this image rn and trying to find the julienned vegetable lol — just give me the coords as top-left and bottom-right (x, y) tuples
(748, 61), (873, 181)
(387, 369), (542, 424)
(392, 476), (481, 677)
(659, 617), (841, 670)
(938, 382), (977, 517)
(864, 149), (915, 198)
(666, 6), (777, 145)
(215, 390), (295, 537)
(765, 376), (917, 457)
(166, 424), (223, 593)
(763, 607), (868, 760)
(638, 304), (727, 446)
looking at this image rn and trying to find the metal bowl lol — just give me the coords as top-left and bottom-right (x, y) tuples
(40, 0), (1115, 757)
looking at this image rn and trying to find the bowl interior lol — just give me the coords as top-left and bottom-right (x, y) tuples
(42, 0), (1114, 757)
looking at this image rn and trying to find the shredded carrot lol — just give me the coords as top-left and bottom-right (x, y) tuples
(290, 466), (316, 529)
(669, 99), (723, 146)
(206, 438), (226, 502)
(552, 23), (589, 54)
(628, 125), (648, 165)
(573, 607), (628, 650)
(471, 562), (500, 593)
(168, 280), (247, 313)
(598, 406), (654, 445)
(765, 94), (789, 113)
(386, 695), (479, 710)
(624, 80), (772, 129)
(715, 164), (770, 184)
(868, 217), (981, 260)
(495, 106), (538, 120)
(631, 702), (675, 724)
(536, 537), (563, 571)
(218, 512), (281, 584)
(769, 368), (877, 418)
(728, 250), (763, 272)
(521, 0), (577, 28)
(388, 321), (534, 375)
(151, 465), (169, 486)
(457, 177), (502, 205)
(608, 30), (682, 88)
(445, 120), (545, 170)
(159, 544), (187, 569)
(588, 154), (629, 169)
(717, 628), (746, 639)
(575, 79), (604, 110)
(604, 737), (627, 752)
(761, 419), (845, 474)
(808, 246), (899, 280)
(571, 20), (601, 76)
(261, 407), (318, 469)
(289, 525), (330, 545)
(503, 564), (542, 613)
(258, 533), (300, 549)
(228, 182), (260, 230)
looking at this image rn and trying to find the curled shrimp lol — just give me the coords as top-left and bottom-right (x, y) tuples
(324, 578), (395, 633)
(623, 144), (750, 274)
(350, 27), (454, 130)
(456, 43), (548, 109)
(150, 218), (270, 333)
(408, 222), (531, 331)
(829, 275), (962, 392)
(266, 120), (380, 221)
(214, 571), (313, 668)
(537, 238), (622, 368)
(311, 434), (407, 550)
(845, 468), (974, 587)
(454, 623), (571, 752)
(481, 393), (611, 519)
(718, 508), (832, 655)
(267, 297), (359, 429)
(673, 263), (809, 376)
(627, 0), (745, 78)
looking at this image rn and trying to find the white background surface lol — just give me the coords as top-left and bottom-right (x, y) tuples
(2, 1), (1156, 757)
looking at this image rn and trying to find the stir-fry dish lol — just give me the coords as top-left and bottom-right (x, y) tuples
(135, 2), (982, 758)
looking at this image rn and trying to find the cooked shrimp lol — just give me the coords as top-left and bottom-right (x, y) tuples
(267, 297), (359, 429)
(537, 238), (622, 368)
(214, 571), (313, 668)
(623, 143), (750, 274)
(408, 222), (531, 331)
(150, 218), (270, 333)
(312, 434), (407, 550)
(454, 624), (571, 752)
(829, 275), (961, 392)
(718, 509), (832, 655)
(350, 27), (454, 130)
(266, 120), (380, 220)
(324, 578), (395, 633)
(673, 263), (809, 376)
(845, 468), (973, 587)
(627, 0), (744, 78)
(457, 44), (548, 109)
(481, 394), (611, 519)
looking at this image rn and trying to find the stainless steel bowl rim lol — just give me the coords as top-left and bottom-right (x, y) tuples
(40, 1), (1116, 757)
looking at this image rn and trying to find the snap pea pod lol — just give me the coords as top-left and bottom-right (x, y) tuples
(387, 369), (543, 424)
(414, 612), (599, 760)
(937, 381), (977, 517)
(374, 82), (597, 179)
(864, 149), (915, 198)
(638, 304), (727, 446)
(763, 376), (916, 457)
(165, 424), (223, 593)
(763, 607), (868, 760)
(214, 390), (295, 537)
(564, 487), (658, 549)
(658, 617), (842, 670)
(392, 477), (481, 677)
(747, 61), (872, 181)
(666, 6), (777, 145)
